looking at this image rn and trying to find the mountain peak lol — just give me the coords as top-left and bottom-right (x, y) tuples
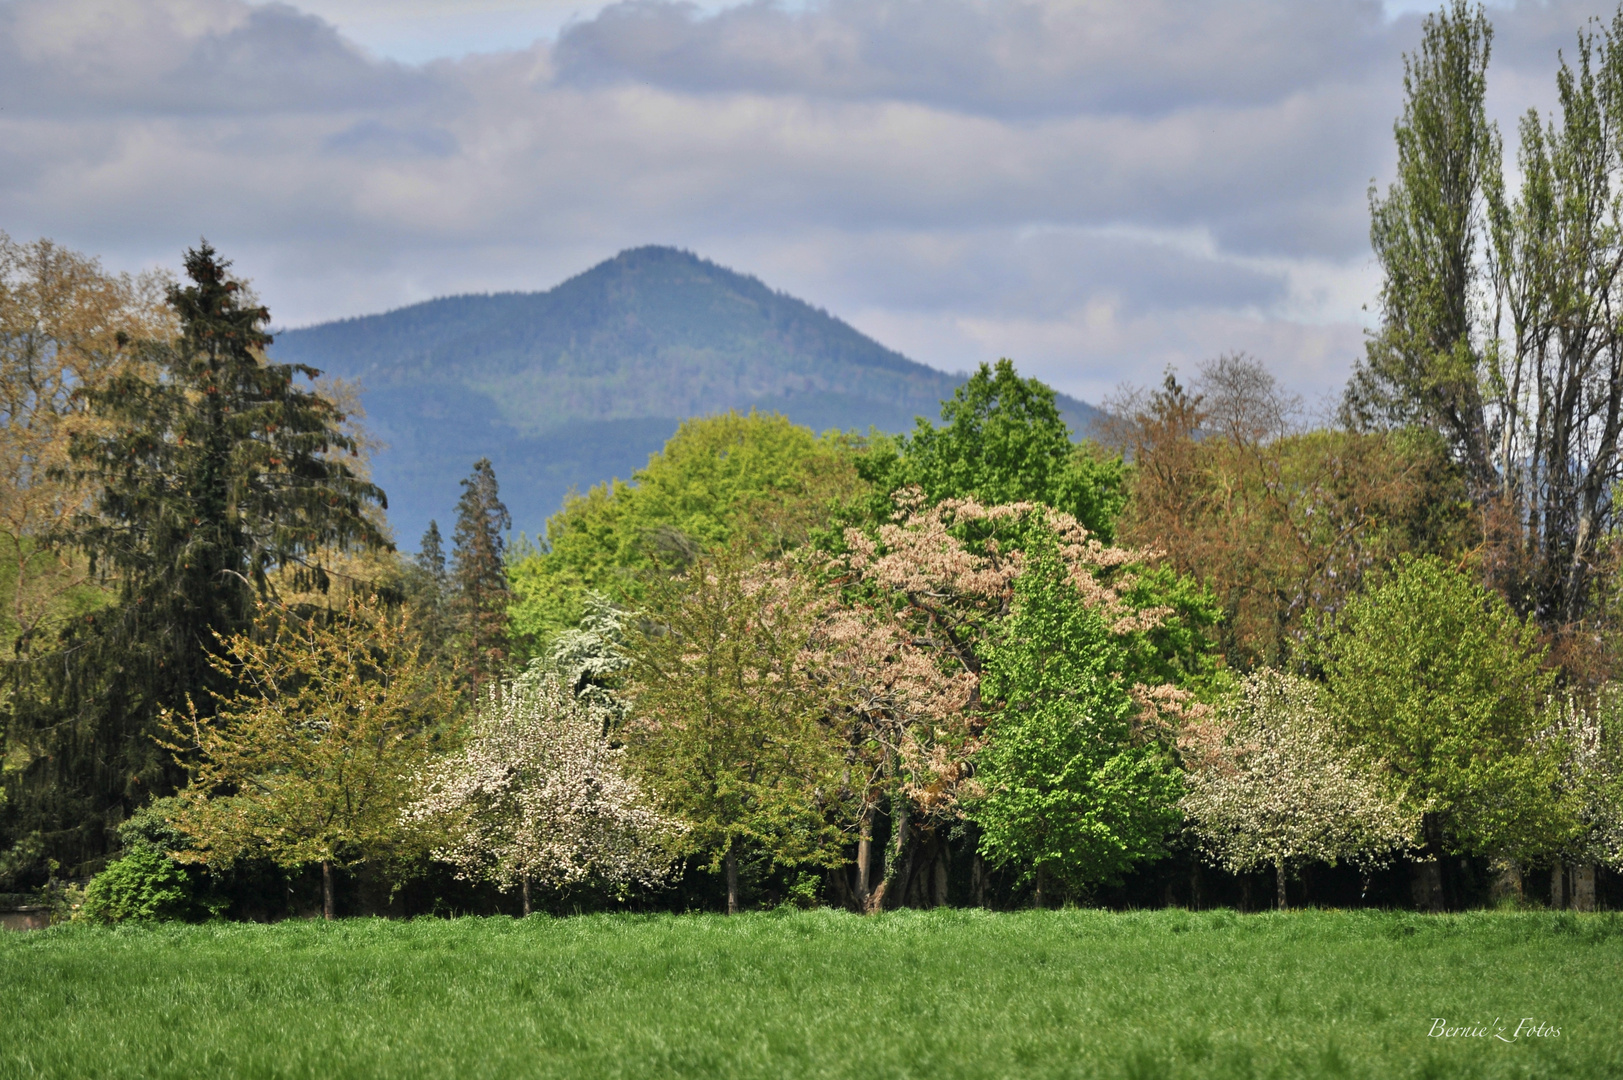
(271, 248), (1098, 541)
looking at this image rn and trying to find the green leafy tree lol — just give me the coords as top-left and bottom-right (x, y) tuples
(452, 459), (511, 693)
(1344, 0), (1500, 488)
(164, 597), (456, 919)
(968, 526), (1183, 902)
(1323, 556), (1573, 905)
(891, 359), (1125, 539)
(509, 411), (861, 651)
(623, 545), (845, 913)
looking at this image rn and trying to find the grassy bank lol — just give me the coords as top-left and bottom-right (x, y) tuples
(2, 908), (1618, 1079)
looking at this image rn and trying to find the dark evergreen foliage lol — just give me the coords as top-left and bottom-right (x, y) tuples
(4, 243), (388, 876)
(451, 459), (511, 692)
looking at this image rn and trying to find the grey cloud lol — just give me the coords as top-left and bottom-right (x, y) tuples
(324, 120), (459, 158)
(554, 0), (1398, 118)
(0, 0), (434, 116)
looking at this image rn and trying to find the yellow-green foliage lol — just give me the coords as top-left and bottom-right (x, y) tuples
(508, 410), (862, 652)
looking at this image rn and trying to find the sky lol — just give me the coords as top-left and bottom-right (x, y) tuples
(0, 0), (1613, 407)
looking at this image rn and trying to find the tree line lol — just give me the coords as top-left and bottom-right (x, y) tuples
(6, 1), (1623, 920)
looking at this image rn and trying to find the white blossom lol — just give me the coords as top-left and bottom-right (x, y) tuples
(406, 673), (682, 896)
(1180, 669), (1416, 881)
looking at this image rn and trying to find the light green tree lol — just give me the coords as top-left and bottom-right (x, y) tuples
(968, 524), (1183, 902)
(509, 411), (861, 652)
(622, 545), (845, 913)
(1323, 557), (1574, 904)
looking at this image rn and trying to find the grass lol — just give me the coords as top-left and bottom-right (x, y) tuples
(1, 908), (1619, 1079)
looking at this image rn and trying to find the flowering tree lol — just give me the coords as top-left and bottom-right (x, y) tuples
(1540, 687), (1623, 908)
(826, 488), (1197, 907)
(1180, 669), (1416, 909)
(408, 670), (679, 915)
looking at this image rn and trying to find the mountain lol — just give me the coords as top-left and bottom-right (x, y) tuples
(271, 246), (1101, 545)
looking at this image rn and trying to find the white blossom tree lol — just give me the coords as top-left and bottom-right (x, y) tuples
(1541, 687), (1623, 909)
(1180, 669), (1416, 909)
(407, 670), (681, 914)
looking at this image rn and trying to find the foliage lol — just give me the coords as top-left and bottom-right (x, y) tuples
(1107, 356), (1472, 669)
(509, 411), (864, 653)
(25, 244), (390, 878)
(968, 524), (1184, 897)
(407, 671), (679, 904)
(624, 544), (847, 903)
(877, 358), (1125, 540)
(1543, 686), (1623, 869)
(79, 845), (195, 924)
(1180, 670), (1416, 906)
(1346, 2), (1623, 636)
(1322, 556), (1572, 859)
(451, 458), (511, 693)
(162, 597), (457, 894)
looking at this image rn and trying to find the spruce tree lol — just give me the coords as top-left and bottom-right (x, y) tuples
(32, 242), (388, 868)
(452, 459), (511, 693)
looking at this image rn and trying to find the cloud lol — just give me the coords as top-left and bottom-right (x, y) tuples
(0, 0), (1612, 407)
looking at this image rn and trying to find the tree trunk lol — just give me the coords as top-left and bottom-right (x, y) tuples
(932, 850), (949, 908)
(724, 841), (740, 915)
(1275, 859), (1287, 911)
(855, 803), (874, 909)
(971, 853), (986, 908)
(1491, 859), (1523, 907)
(522, 874), (532, 917)
(885, 803), (912, 911)
(1551, 859), (1567, 910)
(1574, 863), (1596, 912)
(1412, 812), (1447, 911)
(321, 860), (335, 921)
(1189, 861), (1203, 911)
(1411, 859), (1444, 911)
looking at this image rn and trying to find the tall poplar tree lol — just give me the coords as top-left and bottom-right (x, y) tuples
(452, 458), (511, 693)
(1344, 0), (1500, 489)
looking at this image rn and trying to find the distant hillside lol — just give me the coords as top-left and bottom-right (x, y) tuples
(271, 246), (1101, 544)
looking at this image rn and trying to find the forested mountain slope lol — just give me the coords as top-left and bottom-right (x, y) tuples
(271, 246), (1101, 541)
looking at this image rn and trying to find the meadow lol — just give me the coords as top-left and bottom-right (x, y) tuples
(2, 908), (1619, 1080)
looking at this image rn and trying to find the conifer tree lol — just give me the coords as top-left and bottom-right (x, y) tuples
(47, 242), (387, 855)
(452, 459), (511, 692)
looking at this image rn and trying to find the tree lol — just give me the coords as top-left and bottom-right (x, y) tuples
(407, 670), (679, 915)
(1345, 0), (1500, 488)
(1323, 556), (1573, 907)
(1541, 685), (1623, 908)
(14, 243), (386, 876)
(967, 522), (1184, 903)
(1180, 670), (1416, 910)
(892, 359), (1125, 540)
(1108, 357), (1472, 670)
(624, 544), (845, 913)
(0, 234), (171, 879)
(509, 411), (862, 651)
(452, 458), (511, 693)
(163, 597), (456, 919)
(1481, 17), (1623, 631)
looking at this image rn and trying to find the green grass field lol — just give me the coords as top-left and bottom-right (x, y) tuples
(2, 908), (1618, 1079)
